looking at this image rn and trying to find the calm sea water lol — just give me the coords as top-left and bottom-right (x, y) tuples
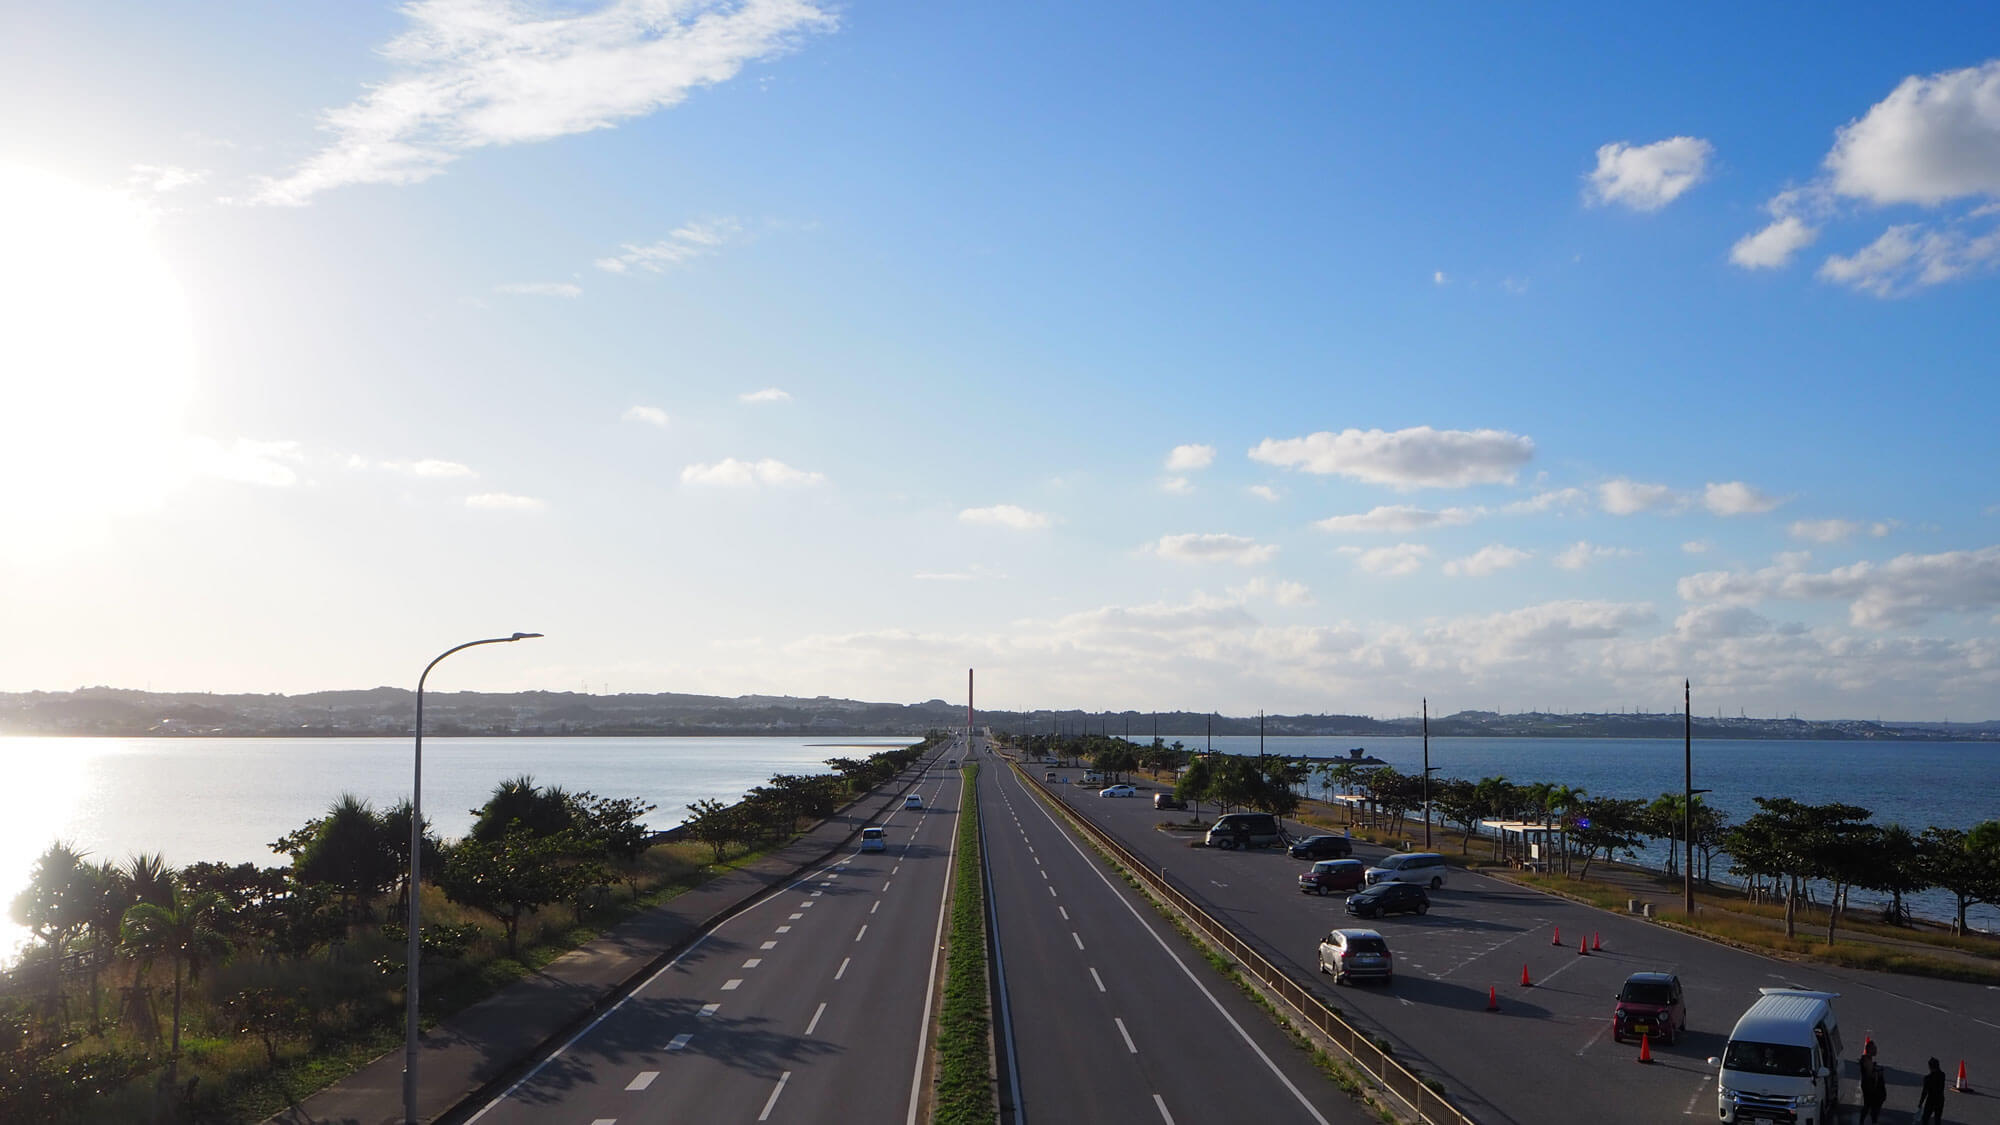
(0, 735), (918, 964)
(1185, 735), (2000, 929)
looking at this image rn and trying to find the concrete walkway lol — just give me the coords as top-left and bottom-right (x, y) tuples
(267, 755), (937, 1125)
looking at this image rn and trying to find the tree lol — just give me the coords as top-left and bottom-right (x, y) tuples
(1568, 797), (1648, 878)
(440, 827), (595, 959)
(1432, 779), (1481, 853)
(1922, 821), (2000, 935)
(568, 791), (656, 894)
(120, 884), (229, 1076)
(1727, 798), (1871, 939)
(10, 842), (92, 1030)
(470, 775), (574, 842)
(685, 798), (742, 863)
(1859, 823), (1928, 926)
(1472, 776), (1517, 860)
(1175, 756), (1213, 819)
(292, 794), (401, 918)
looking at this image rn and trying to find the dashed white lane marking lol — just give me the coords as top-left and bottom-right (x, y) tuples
(758, 1071), (792, 1121)
(666, 1033), (692, 1052)
(761, 940), (778, 950)
(856, 924), (868, 941)
(1683, 1074), (1713, 1116)
(1979, 1018), (2000, 1031)
(1154, 1094), (1177, 1123)
(836, 957), (850, 980)
(627, 1071), (658, 1090)
(825, 874), (839, 880)
(1090, 967), (1106, 992)
(805, 1001), (828, 1037)
(722, 979), (743, 991)
(1034, 856), (1041, 865)
(789, 913), (803, 920)
(700, 1003), (720, 1017)
(1072, 932), (1085, 951)
(591, 1118), (616, 1125)
(776, 925), (792, 933)
(744, 958), (763, 968)
(1116, 1017), (1138, 1053)
(810, 890), (823, 897)
(1576, 1018), (1609, 1056)
(1040, 869), (1049, 880)
(872, 900), (882, 914)
(893, 865), (900, 874)
(800, 901), (815, 908)
(1048, 885), (1057, 897)
(1058, 906), (1069, 921)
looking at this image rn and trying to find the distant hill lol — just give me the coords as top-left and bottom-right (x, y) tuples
(0, 689), (1992, 741)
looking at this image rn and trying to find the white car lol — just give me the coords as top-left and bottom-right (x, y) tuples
(1097, 784), (1137, 798)
(904, 794), (924, 809)
(859, 827), (887, 853)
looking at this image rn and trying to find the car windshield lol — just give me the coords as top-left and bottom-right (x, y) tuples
(1344, 936), (1388, 953)
(1722, 1040), (1814, 1077)
(1378, 856), (1407, 869)
(1620, 981), (1674, 1005)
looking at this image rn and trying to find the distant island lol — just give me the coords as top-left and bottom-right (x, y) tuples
(1, 688), (1995, 741)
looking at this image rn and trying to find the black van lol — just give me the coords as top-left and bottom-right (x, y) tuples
(1205, 812), (1283, 849)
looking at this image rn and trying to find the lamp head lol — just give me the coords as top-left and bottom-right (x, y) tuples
(510, 632), (544, 641)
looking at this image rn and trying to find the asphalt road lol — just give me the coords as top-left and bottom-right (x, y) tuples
(1040, 764), (2000, 1125)
(461, 743), (964, 1125)
(981, 753), (1367, 1125)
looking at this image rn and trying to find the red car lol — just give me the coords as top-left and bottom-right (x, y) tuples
(1298, 858), (1366, 895)
(1612, 972), (1686, 1044)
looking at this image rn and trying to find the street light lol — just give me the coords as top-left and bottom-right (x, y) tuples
(404, 632), (542, 1125)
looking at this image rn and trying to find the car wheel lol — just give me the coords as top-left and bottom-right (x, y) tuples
(1429, 877), (1443, 890)
(1416, 901), (1429, 915)
(1613, 1031), (1624, 1044)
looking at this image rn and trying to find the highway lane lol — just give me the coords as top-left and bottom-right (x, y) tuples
(1042, 764), (2000, 1125)
(983, 759), (1366, 1125)
(465, 749), (962, 1125)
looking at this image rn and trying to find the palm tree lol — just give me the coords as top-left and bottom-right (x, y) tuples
(123, 852), (173, 909)
(122, 884), (229, 1077)
(10, 841), (92, 1030)
(1548, 785), (1588, 873)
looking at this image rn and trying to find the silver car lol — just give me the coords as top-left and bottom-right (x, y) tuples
(1317, 928), (1393, 985)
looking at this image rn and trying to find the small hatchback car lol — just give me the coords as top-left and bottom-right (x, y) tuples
(1612, 972), (1686, 1044)
(859, 827), (886, 853)
(1288, 834), (1354, 860)
(1345, 882), (1430, 918)
(1299, 858), (1366, 895)
(1317, 928), (1393, 984)
(1153, 792), (1187, 810)
(904, 794), (923, 809)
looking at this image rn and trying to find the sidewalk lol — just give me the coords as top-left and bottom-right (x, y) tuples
(266, 758), (935, 1125)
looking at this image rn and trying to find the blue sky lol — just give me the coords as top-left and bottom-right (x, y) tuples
(3, 2), (1999, 720)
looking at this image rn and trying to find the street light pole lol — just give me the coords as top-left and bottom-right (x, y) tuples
(404, 632), (541, 1125)
(1422, 698), (1434, 850)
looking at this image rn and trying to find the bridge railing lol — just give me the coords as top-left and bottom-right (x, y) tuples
(1020, 767), (1477, 1125)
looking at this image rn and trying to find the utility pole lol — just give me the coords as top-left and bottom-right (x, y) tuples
(1422, 698), (1433, 850)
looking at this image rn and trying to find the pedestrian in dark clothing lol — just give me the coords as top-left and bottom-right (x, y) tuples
(1858, 1041), (1888, 1123)
(1918, 1056), (1946, 1124)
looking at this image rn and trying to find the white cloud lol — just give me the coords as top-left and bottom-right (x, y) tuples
(1598, 479), (1679, 515)
(1443, 544), (1531, 577)
(1348, 543), (1430, 576)
(1791, 518), (1864, 544)
(1150, 533), (1278, 566)
(1554, 541), (1636, 571)
(596, 219), (742, 273)
(465, 492), (546, 511)
(1248, 485), (1280, 502)
(1164, 443), (1215, 471)
(1703, 480), (1784, 516)
(913, 571), (974, 581)
(253, 1), (835, 205)
(128, 164), (207, 194)
(384, 458), (475, 478)
(740, 387), (792, 404)
(1817, 222), (2000, 297)
(1679, 545), (2000, 629)
(1314, 504), (1478, 533)
(1250, 426), (1534, 489)
(1825, 61), (2000, 207)
(188, 437), (303, 487)
(622, 405), (670, 427)
(680, 457), (824, 487)
(494, 281), (581, 298)
(1433, 271), (1448, 285)
(1682, 540), (1713, 554)
(1731, 216), (1820, 269)
(1232, 577), (1315, 607)
(1673, 604), (1773, 641)
(1502, 488), (1588, 514)
(1585, 137), (1714, 211)
(1160, 476), (1194, 495)
(959, 504), (1050, 531)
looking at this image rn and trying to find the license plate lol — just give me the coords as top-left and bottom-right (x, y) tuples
(1631, 1023), (1653, 1034)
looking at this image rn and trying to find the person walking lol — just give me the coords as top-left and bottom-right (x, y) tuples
(1858, 1041), (1888, 1123)
(1918, 1056), (1946, 1124)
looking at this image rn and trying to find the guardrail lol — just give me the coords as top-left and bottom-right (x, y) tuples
(1019, 766), (1478, 1125)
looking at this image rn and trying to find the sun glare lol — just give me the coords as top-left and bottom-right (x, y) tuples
(0, 163), (196, 546)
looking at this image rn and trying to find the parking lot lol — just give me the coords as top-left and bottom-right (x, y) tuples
(1037, 763), (2000, 1125)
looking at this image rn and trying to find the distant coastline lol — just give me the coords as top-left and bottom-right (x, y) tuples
(3, 687), (1994, 742)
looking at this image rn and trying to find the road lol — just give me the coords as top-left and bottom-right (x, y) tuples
(463, 741), (963, 1125)
(980, 749), (1366, 1125)
(1038, 762), (2000, 1125)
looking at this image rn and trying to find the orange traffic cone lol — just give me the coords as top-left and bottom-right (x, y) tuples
(1487, 985), (1500, 1012)
(1552, 925), (1562, 946)
(1956, 1060), (1972, 1093)
(1593, 932), (1603, 951)
(1638, 1033), (1653, 1064)
(1579, 935), (1589, 955)
(1521, 963), (1533, 987)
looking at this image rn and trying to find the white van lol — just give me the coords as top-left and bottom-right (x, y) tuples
(1710, 988), (1843, 1125)
(1363, 852), (1447, 889)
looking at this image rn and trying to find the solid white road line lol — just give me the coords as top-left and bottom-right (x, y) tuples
(627, 1071), (658, 1090)
(805, 1001), (828, 1036)
(1090, 967), (1106, 992)
(1116, 1017), (1138, 1053)
(758, 1071), (792, 1121)
(906, 761), (965, 1125)
(1153, 1093), (1177, 1123)
(666, 1033), (692, 1052)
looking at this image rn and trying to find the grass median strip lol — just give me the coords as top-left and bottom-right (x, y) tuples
(934, 761), (994, 1124)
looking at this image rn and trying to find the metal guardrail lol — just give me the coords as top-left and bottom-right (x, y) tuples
(1019, 767), (1478, 1125)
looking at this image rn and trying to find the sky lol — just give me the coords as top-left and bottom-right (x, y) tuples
(3, 3), (1999, 721)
